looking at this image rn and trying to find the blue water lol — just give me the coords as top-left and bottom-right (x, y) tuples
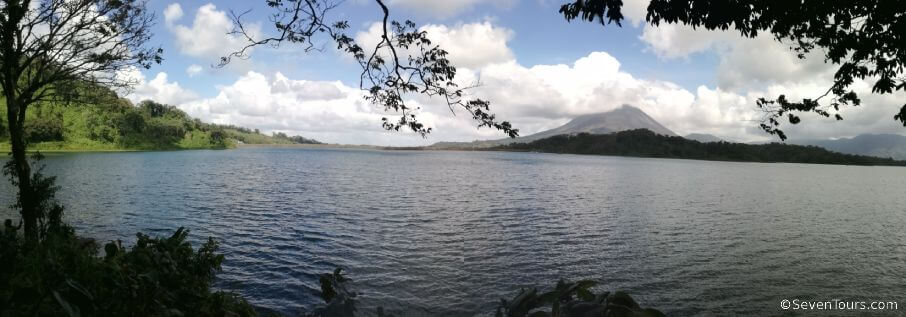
(2, 147), (905, 316)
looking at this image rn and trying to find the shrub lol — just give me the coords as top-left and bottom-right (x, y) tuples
(0, 225), (256, 316)
(0, 154), (254, 316)
(494, 280), (665, 317)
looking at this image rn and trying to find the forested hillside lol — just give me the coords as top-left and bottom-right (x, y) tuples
(0, 95), (319, 151)
(497, 129), (906, 166)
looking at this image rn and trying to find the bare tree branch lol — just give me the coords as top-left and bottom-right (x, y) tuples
(223, 0), (519, 138)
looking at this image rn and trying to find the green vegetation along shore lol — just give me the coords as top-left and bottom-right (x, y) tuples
(0, 95), (320, 152)
(494, 129), (906, 166)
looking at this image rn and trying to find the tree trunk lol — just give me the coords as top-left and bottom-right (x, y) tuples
(6, 96), (36, 240)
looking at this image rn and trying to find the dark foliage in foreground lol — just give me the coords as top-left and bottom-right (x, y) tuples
(495, 279), (663, 317)
(497, 129), (906, 166)
(0, 223), (255, 316)
(312, 269), (662, 317)
(0, 154), (254, 316)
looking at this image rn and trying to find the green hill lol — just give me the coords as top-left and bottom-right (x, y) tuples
(496, 129), (906, 166)
(0, 94), (320, 152)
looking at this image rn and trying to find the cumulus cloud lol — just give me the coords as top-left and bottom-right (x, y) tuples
(421, 22), (514, 69)
(177, 72), (430, 145)
(167, 52), (761, 145)
(151, 47), (906, 146)
(621, 0), (650, 27)
(457, 52), (760, 142)
(119, 68), (198, 106)
(166, 3), (260, 63)
(638, 18), (835, 90)
(354, 21), (514, 69)
(163, 3), (183, 25)
(631, 16), (905, 140)
(130, 12), (902, 145)
(387, 0), (516, 18)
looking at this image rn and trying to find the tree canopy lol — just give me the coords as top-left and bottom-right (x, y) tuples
(560, 0), (906, 140)
(0, 0), (161, 239)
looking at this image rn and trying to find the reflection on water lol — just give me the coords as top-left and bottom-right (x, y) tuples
(2, 148), (905, 316)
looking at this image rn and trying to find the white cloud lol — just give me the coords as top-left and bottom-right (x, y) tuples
(631, 19), (901, 140)
(170, 52), (762, 145)
(639, 21), (834, 90)
(456, 52), (760, 142)
(178, 72), (431, 145)
(135, 12), (903, 146)
(354, 21), (514, 70)
(167, 3), (260, 63)
(163, 3), (183, 25)
(387, 0), (516, 18)
(421, 22), (514, 69)
(622, 0), (649, 27)
(120, 68), (198, 106)
(186, 64), (203, 77)
(157, 47), (906, 146)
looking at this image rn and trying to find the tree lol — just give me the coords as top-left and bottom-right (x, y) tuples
(223, 0), (518, 139)
(0, 0), (161, 240)
(560, 0), (906, 140)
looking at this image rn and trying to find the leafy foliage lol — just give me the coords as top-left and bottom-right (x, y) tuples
(0, 98), (233, 150)
(496, 279), (664, 317)
(271, 132), (323, 145)
(559, 0), (906, 140)
(304, 268), (363, 317)
(0, 153), (254, 316)
(2, 153), (66, 242)
(498, 129), (906, 166)
(307, 270), (661, 317)
(0, 225), (256, 316)
(0, 96), (320, 151)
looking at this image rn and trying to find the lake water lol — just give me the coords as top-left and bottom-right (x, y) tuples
(1, 147), (905, 316)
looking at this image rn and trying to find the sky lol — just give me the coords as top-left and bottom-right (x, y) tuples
(124, 0), (906, 146)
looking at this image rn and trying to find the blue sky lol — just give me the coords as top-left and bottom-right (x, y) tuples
(146, 0), (717, 94)
(127, 0), (905, 146)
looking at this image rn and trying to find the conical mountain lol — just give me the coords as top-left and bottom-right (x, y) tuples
(431, 104), (677, 148)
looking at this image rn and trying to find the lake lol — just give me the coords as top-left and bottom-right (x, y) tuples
(1, 147), (905, 316)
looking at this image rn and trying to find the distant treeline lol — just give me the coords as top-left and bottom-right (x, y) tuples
(495, 129), (906, 166)
(0, 93), (320, 151)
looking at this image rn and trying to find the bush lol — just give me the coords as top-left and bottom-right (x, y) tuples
(0, 154), (253, 316)
(307, 270), (663, 317)
(25, 116), (64, 143)
(0, 224), (255, 316)
(495, 280), (665, 317)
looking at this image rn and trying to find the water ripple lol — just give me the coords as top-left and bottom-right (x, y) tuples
(1, 149), (905, 316)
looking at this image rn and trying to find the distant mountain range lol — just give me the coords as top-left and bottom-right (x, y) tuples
(428, 104), (906, 160)
(495, 129), (906, 166)
(684, 133), (725, 143)
(788, 134), (906, 160)
(431, 105), (677, 148)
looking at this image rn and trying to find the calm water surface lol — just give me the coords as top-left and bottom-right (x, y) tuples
(2, 148), (905, 316)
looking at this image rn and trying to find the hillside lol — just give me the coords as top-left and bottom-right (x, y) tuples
(431, 104), (677, 148)
(788, 134), (906, 160)
(495, 129), (906, 166)
(684, 133), (725, 143)
(0, 96), (320, 151)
